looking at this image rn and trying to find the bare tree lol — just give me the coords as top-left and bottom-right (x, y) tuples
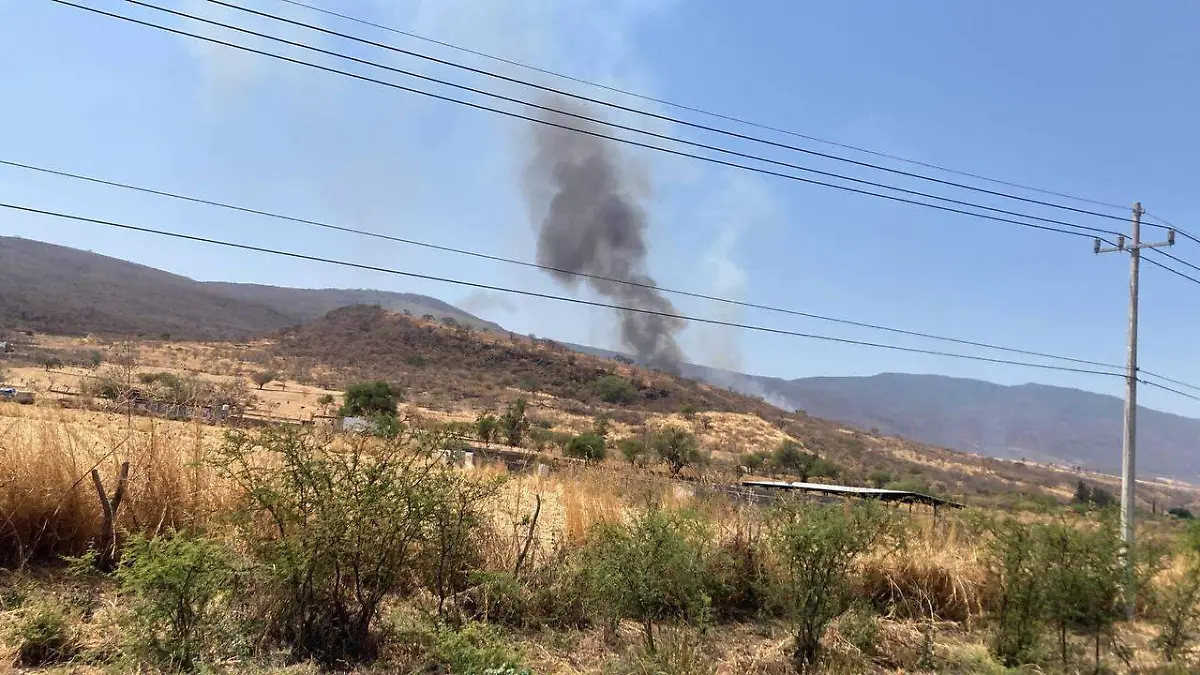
(250, 370), (278, 390)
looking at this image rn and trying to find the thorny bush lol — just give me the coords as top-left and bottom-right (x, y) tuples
(770, 499), (897, 673)
(210, 425), (498, 667)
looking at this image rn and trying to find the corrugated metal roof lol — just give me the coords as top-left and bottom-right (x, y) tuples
(740, 480), (964, 509)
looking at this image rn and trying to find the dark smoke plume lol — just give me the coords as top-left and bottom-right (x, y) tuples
(523, 97), (684, 370)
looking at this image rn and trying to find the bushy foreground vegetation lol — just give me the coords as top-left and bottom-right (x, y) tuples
(3, 412), (1200, 673)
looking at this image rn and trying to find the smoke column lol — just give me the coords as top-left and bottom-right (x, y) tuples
(523, 97), (684, 370)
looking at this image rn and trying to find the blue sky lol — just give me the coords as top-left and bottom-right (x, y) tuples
(2, 0), (1199, 415)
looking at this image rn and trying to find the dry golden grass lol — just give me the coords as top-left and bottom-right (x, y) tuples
(0, 404), (232, 565)
(858, 516), (986, 625)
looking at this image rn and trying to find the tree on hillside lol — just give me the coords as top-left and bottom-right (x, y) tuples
(772, 441), (811, 478)
(250, 370), (278, 390)
(651, 426), (702, 476)
(339, 381), (401, 418)
(619, 438), (646, 466)
(499, 398), (530, 447)
(475, 413), (499, 446)
(1073, 480), (1115, 509)
(565, 431), (607, 463)
(868, 469), (893, 489)
(593, 375), (636, 404)
(1073, 480), (1092, 505)
(772, 440), (840, 482)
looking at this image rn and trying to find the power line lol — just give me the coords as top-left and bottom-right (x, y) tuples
(268, 0), (1134, 218)
(0, 200), (1139, 379)
(72, 0), (1124, 239)
(1140, 379), (1200, 403)
(1142, 252), (1200, 286)
(1144, 210), (1200, 245)
(186, 0), (1131, 234)
(1139, 372), (1200, 395)
(1149, 248), (1200, 276)
(0, 157), (1129, 372)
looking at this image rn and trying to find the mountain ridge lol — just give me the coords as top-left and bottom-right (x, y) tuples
(6, 235), (1199, 479)
(0, 236), (497, 339)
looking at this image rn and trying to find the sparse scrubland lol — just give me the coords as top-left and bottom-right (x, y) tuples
(4, 318), (1200, 673)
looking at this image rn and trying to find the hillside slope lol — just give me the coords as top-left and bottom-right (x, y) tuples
(270, 304), (767, 416)
(264, 306), (1200, 507)
(202, 283), (503, 332)
(0, 236), (294, 339)
(0, 237), (495, 338)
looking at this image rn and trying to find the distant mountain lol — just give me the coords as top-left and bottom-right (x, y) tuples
(0, 237), (498, 339)
(731, 372), (1200, 480)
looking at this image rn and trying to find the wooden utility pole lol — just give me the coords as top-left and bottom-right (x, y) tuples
(1094, 202), (1173, 616)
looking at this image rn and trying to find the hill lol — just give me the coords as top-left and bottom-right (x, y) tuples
(0, 237), (495, 338)
(201, 283), (504, 332)
(0, 236), (293, 339)
(738, 372), (1200, 480)
(262, 305), (1200, 507)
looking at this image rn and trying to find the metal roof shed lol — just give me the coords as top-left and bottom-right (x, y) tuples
(741, 480), (965, 509)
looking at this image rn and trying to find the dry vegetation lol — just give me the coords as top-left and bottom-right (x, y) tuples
(0, 403), (1195, 674)
(4, 321), (1200, 672)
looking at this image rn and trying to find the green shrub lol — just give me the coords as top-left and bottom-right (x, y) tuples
(405, 354), (427, 367)
(581, 507), (711, 652)
(527, 427), (552, 451)
(10, 601), (77, 667)
(771, 441), (807, 475)
(650, 426), (702, 476)
(704, 521), (772, 621)
(738, 451), (767, 474)
(339, 380), (401, 418)
(771, 499), (895, 671)
(1153, 555), (1200, 663)
(867, 469), (893, 489)
(987, 520), (1048, 667)
(475, 413), (500, 445)
(499, 398), (530, 447)
(620, 438), (647, 466)
(594, 375), (637, 404)
(211, 426), (496, 667)
(396, 619), (528, 675)
(884, 477), (934, 495)
(464, 571), (527, 626)
(115, 531), (239, 671)
(770, 441), (840, 482)
(837, 602), (880, 658)
(608, 628), (715, 675)
(1040, 518), (1122, 671)
(564, 431), (607, 463)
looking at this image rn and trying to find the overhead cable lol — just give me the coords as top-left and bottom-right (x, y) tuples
(0, 156), (1129, 372)
(230, 0), (1134, 223)
(0, 200), (1141, 379)
(54, 0), (1122, 239)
